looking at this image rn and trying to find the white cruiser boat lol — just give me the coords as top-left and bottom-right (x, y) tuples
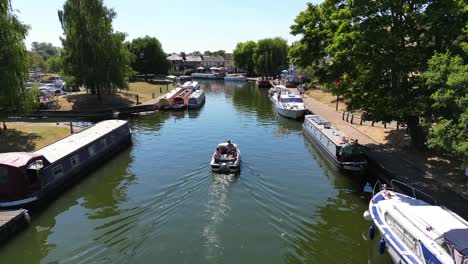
(303, 114), (367, 173)
(270, 87), (306, 119)
(364, 181), (468, 264)
(210, 142), (241, 173)
(224, 74), (247, 82)
(182, 81), (200, 90)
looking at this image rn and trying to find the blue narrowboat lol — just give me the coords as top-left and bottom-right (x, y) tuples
(0, 120), (131, 209)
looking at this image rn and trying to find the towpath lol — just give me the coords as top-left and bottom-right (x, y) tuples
(288, 88), (468, 218)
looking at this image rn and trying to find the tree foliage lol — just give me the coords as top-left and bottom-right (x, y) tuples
(0, 0), (33, 113)
(59, 0), (132, 97)
(253, 37), (289, 76)
(46, 55), (62, 73)
(31, 41), (60, 60)
(290, 0), (467, 149)
(28, 51), (45, 69)
(204, 50), (225, 57)
(233, 41), (257, 74)
(128, 36), (169, 78)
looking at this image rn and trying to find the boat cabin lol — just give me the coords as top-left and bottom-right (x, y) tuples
(0, 153), (50, 202)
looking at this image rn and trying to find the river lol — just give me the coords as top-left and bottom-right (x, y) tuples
(0, 80), (392, 263)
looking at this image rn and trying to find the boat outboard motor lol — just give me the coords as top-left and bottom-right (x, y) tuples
(220, 162), (229, 173)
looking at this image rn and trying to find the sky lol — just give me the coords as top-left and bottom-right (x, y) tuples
(11, 0), (319, 53)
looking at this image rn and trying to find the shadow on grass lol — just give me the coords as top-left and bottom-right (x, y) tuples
(0, 129), (39, 152)
(63, 93), (135, 111)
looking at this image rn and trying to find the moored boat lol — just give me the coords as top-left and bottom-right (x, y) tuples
(158, 87), (183, 111)
(188, 88), (205, 109)
(210, 142), (241, 174)
(256, 79), (273, 88)
(172, 88), (193, 111)
(191, 73), (224, 79)
(270, 88), (306, 119)
(0, 120), (132, 209)
(303, 114), (367, 173)
(182, 81), (200, 90)
(364, 181), (468, 264)
(224, 74), (247, 82)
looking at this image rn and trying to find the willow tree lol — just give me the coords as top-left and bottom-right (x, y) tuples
(0, 0), (29, 113)
(59, 0), (131, 98)
(290, 0), (466, 149)
(254, 37), (289, 77)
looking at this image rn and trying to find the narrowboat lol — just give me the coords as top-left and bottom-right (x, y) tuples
(210, 142), (241, 174)
(191, 73), (224, 79)
(0, 120), (131, 209)
(364, 181), (468, 264)
(224, 74), (247, 82)
(188, 88), (205, 109)
(171, 88), (193, 111)
(158, 87), (183, 111)
(303, 114), (367, 174)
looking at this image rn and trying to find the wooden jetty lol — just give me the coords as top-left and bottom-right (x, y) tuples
(0, 209), (29, 243)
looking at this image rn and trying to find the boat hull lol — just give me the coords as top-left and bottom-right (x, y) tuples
(188, 96), (205, 109)
(276, 105), (306, 119)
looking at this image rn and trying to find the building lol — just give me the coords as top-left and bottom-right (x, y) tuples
(184, 55), (203, 71)
(224, 53), (237, 73)
(167, 53), (184, 73)
(201, 55), (224, 69)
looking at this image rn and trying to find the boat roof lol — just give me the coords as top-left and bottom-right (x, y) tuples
(444, 229), (468, 255)
(35, 120), (128, 163)
(375, 191), (468, 242)
(189, 89), (204, 98)
(0, 152), (43, 168)
(305, 115), (348, 146)
(182, 81), (199, 88)
(163, 87), (181, 99)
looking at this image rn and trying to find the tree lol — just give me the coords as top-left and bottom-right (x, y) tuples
(28, 52), (45, 69)
(192, 51), (201, 56)
(59, 0), (132, 98)
(290, 0), (466, 149)
(424, 49), (467, 162)
(253, 37), (289, 76)
(0, 0), (33, 113)
(31, 42), (60, 60)
(233, 41), (256, 75)
(46, 55), (62, 73)
(128, 36), (169, 79)
(203, 50), (212, 56)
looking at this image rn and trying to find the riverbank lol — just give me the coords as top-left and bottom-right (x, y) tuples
(291, 87), (467, 217)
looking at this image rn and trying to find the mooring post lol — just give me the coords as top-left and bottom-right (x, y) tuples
(346, 112), (350, 122)
(397, 122), (399, 130)
(136, 94), (139, 104)
(160, 87), (162, 93)
(372, 121), (375, 127)
(351, 114), (354, 124)
(342, 112), (345, 120)
(69, 121), (74, 134)
(360, 116), (363, 125)
(384, 122), (387, 129)
(152, 92), (155, 99)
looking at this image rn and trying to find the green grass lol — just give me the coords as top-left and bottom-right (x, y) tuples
(0, 123), (70, 152)
(128, 82), (174, 102)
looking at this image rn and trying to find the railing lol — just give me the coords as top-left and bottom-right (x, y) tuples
(390, 180), (437, 205)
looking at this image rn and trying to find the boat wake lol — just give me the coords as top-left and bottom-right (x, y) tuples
(202, 173), (236, 263)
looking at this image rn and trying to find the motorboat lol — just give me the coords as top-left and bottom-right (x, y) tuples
(256, 78), (272, 88)
(224, 74), (247, 82)
(182, 81), (200, 90)
(303, 114), (367, 173)
(364, 180), (468, 264)
(171, 88), (193, 111)
(210, 142), (241, 173)
(191, 73), (224, 79)
(270, 88), (306, 119)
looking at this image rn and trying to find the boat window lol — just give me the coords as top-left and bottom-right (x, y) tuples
(52, 165), (64, 177)
(0, 167), (8, 184)
(281, 97), (303, 103)
(385, 213), (421, 259)
(70, 155), (80, 167)
(89, 145), (96, 156)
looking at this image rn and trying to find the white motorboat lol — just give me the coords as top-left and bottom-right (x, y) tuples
(303, 114), (367, 173)
(224, 74), (247, 82)
(182, 81), (200, 90)
(210, 142), (241, 173)
(364, 181), (468, 264)
(270, 87), (306, 119)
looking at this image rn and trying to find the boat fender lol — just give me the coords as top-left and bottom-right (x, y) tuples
(363, 210), (372, 221)
(379, 239), (386, 255)
(24, 211), (31, 224)
(369, 226), (375, 240)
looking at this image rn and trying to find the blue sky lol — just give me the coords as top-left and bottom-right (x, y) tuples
(11, 0), (319, 53)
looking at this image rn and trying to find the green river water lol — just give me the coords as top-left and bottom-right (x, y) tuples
(0, 80), (392, 263)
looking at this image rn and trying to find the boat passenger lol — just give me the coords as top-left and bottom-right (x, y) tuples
(227, 140), (235, 154)
(214, 147), (221, 162)
(230, 151), (237, 162)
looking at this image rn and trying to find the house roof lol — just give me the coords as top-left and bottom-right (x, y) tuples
(0, 152), (42, 168)
(167, 53), (183, 61)
(185, 55), (202, 62)
(224, 53), (232, 60)
(203, 55), (224, 62)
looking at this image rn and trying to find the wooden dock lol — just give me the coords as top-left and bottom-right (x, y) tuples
(0, 209), (30, 244)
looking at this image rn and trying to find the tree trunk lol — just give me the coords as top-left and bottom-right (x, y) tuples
(2, 122), (6, 130)
(406, 116), (426, 150)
